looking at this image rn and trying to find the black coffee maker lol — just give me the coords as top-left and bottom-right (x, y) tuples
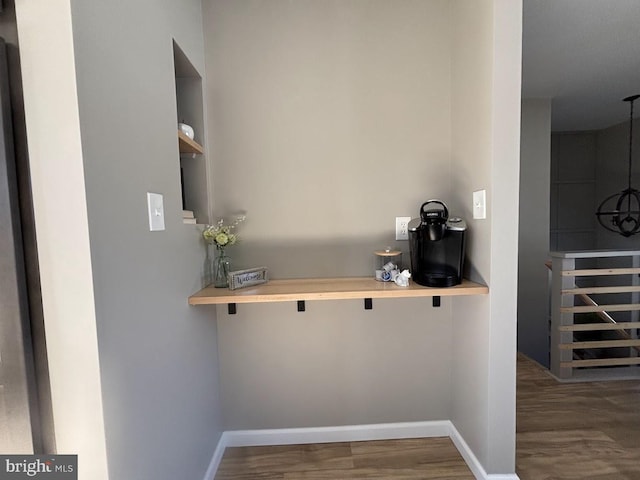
(408, 200), (466, 287)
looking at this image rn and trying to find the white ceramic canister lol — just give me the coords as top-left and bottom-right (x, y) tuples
(178, 122), (195, 140)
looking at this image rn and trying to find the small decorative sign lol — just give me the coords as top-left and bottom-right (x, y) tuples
(228, 267), (269, 290)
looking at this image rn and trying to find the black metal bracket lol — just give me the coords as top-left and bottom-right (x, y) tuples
(228, 303), (237, 315)
(432, 296), (441, 308)
(297, 300), (306, 312)
(364, 298), (373, 310)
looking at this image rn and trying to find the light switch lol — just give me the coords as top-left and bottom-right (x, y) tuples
(473, 189), (486, 220)
(147, 192), (165, 231)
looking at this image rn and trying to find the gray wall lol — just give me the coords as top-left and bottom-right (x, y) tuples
(217, 300), (453, 429)
(449, 0), (490, 465)
(204, 0), (453, 278)
(550, 117), (640, 252)
(550, 132), (597, 251)
(450, 0), (521, 473)
(68, 1), (223, 478)
(518, 99), (551, 367)
(205, 0), (521, 475)
(204, 0), (454, 430)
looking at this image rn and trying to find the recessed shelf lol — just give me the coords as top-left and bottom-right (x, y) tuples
(188, 277), (488, 306)
(178, 130), (204, 155)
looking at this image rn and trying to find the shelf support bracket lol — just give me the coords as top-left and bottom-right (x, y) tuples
(433, 296), (441, 308)
(364, 298), (373, 310)
(228, 303), (237, 315)
(297, 300), (306, 312)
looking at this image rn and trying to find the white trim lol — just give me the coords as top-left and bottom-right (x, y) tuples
(223, 420), (450, 447)
(203, 433), (228, 480)
(15, 2), (109, 478)
(449, 424), (520, 480)
(203, 421), (519, 480)
(548, 368), (640, 383)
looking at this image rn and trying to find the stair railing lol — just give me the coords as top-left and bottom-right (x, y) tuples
(550, 250), (640, 380)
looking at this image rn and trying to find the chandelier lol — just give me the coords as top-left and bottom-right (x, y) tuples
(595, 94), (640, 237)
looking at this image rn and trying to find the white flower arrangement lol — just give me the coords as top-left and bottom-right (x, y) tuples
(203, 215), (246, 249)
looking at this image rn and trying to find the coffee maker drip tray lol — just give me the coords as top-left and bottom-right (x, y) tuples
(413, 270), (459, 288)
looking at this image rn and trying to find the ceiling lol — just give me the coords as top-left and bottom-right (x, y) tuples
(522, 0), (640, 132)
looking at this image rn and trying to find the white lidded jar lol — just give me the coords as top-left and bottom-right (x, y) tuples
(373, 247), (402, 282)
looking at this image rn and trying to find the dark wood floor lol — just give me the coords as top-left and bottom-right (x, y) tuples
(215, 354), (640, 479)
(215, 437), (474, 480)
(516, 353), (640, 479)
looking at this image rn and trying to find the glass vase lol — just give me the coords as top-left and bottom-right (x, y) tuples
(204, 243), (216, 286)
(213, 247), (230, 288)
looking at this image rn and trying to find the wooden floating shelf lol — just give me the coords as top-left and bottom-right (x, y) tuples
(188, 277), (488, 306)
(178, 130), (204, 155)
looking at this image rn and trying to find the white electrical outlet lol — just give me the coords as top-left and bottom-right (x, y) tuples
(473, 190), (486, 219)
(395, 216), (411, 240)
(147, 192), (165, 231)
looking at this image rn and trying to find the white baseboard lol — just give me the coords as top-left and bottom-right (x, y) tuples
(449, 424), (520, 480)
(203, 421), (519, 480)
(202, 432), (228, 480)
(223, 420), (451, 447)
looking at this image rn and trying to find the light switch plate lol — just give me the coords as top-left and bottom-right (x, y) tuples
(473, 189), (486, 220)
(147, 192), (165, 231)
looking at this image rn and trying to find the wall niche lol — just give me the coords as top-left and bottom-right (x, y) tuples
(173, 40), (209, 225)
